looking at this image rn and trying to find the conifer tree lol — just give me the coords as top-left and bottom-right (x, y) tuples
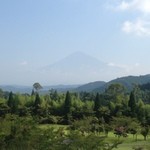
(128, 91), (136, 116)
(94, 93), (101, 112)
(33, 93), (41, 114)
(7, 91), (14, 108)
(7, 92), (19, 114)
(64, 91), (71, 115)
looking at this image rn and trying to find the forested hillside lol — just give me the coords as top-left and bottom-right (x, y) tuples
(1, 82), (150, 149)
(90, 74), (150, 92)
(1, 74), (150, 93)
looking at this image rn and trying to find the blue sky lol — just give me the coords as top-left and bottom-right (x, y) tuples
(1, 0), (150, 85)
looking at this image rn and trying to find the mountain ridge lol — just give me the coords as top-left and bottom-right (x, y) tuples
(41, 51), (124, 84)
(1, 74), (150, 93)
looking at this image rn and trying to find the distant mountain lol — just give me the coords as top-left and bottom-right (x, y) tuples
(94, 74), (150, 92)
(42, 84), (81, 93)
(0, 85), (32, 93)
(42, 51), (124, 84)
(76, 81), (106, 92)
(1, 74), (150, 93)
(0, 84), (80, 94)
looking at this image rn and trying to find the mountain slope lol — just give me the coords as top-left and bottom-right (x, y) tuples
(76, 81), (106, 92)
(0, 84), (80, 93)
(42, 51), (124, 84)
(94, 74), (150, 92)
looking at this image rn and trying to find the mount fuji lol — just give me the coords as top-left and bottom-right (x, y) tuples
(41, 51), (125, 84)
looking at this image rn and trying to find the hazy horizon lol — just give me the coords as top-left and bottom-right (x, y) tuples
(1, 0), (150, 85)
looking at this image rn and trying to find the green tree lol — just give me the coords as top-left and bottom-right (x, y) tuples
(128, 120), (140, 141)
(33, 82), (42, 92)
(49, 89), (59, 101)
(128, 91), (136, 117)
(34, 93), (41, 107)
(7, 92), (14, 108)
(33, 93), (42, 115)
(0, 89), (4, 98)
(105, 83), (126, 104)
(94, 93), (101, 117)
(141, 126), (149, 141)
(63, 91), (72, 124)
(136, 100), (145, 123)
(7, 92), (19, 114)
(64, 91), (71, 115)
(31, 89), (35, 96)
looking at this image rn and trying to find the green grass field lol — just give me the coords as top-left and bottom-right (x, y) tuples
(39, 124), (150, 150)
(108, 132), (150, 150)
(39, 124), (68, 130)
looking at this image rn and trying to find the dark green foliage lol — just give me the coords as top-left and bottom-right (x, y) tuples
(33, 93), (42, 115)
(31, 89), (35, 96)
(64, 91), (71, 115)
(2, 82), (150, 149)
(95, 74), (150, 92)
(0, 115), (36, 150)
(7, 92), (19, 114)
(0, 103), (9, 116)
(128, 91), (136, 116)
(33, 82), (43, 92)
(79, 91), (95, 101)
(94, 93), (101, 113)
(50, 89), (59, 101)
(34, 93), (41, 107)
(7, 92), (14, 108)
(141, 126), (149, 141)
(0, 89), (4, 98)
(0, 115), (121, 150)
(76, 81), (106, 92)
(63, 91), (72, 124)
(140, 82), (150, 91)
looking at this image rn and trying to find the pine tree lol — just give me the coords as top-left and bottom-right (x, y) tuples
(94, 93), (101, 112)
(33, 93), (41, 114)
(128, 91), (136, 116)
(7, 91), (14, 108)
(7, 92), (19, 114)
(34, 93), (41, 107)
(31, 89), (35, 96)
(64, 91), (71, 115)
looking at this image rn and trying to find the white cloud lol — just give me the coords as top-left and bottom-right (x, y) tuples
(108, 0), (150, 36)
(20, 61), (28, 66)
(108, 62), (130, 71)
(116, 1), (131, 10)
(117, 0), (150, 14)
(135, 63), (140, 67)
(108, 62), (141, 73)
(122, 19), (150, 36)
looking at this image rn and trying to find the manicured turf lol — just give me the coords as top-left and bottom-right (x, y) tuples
(39, 124), (150, 150)
(39, 124), (68, 130)
(107, 132), (150, 150)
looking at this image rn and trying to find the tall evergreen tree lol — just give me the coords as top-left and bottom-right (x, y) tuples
(64, 91), (71, 115)
(128, 91), (136, 116)
(94, 93), (101, 112)
(31, 89), (35, 96)
(7, 92), (19, 114)
(7, 92), (14, 108)
(34, 93), (41, 107)
(33, 93), (41, 115)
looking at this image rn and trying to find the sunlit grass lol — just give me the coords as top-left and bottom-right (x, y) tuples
(38, 124), (150, 150)
(107, 132), (150, 150)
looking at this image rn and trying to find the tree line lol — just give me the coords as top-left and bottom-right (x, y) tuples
(0, 83), (150, 149)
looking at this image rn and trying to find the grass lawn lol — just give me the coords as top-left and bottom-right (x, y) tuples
(107, 132), (150, 150)
(38, 124), (150, 150)
(38, 124), (68, 130)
